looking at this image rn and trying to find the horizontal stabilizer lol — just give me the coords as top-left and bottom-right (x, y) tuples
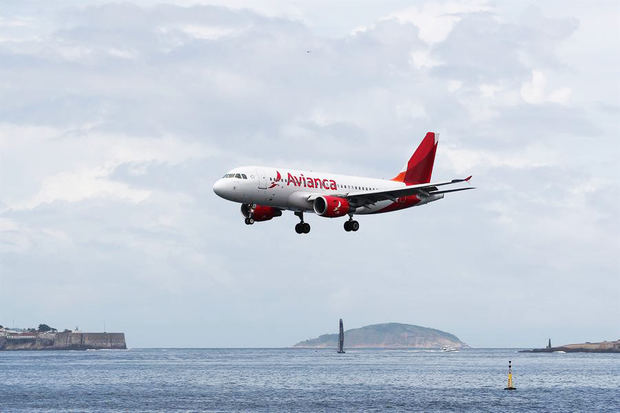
(429, 187), (476, 195)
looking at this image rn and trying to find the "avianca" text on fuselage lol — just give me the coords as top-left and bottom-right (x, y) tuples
(284, 172), (337, 190)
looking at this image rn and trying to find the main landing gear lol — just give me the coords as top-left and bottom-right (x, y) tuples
(344, 216), (359, 232)
(244, 217), (254, 225)
(294, 211), (310, 234)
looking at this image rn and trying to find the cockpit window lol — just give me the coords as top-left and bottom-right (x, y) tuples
(222, 173), (248, 179)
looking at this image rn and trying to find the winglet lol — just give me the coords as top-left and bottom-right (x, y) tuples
(451, 176), (472, 183)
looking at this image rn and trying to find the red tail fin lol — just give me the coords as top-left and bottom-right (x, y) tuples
(392, 132), (438, 185)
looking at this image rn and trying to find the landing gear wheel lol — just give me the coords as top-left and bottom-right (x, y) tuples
(344, 218), (359, 232)
(295, 222), (311, 234)
(245, 217), (254, 225)
(294, 211), (310, 234)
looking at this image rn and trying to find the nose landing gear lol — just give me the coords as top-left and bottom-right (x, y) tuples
(294, 211), (311, 234)
(344, 217), (359, 232)
(244, 204), (255, 225)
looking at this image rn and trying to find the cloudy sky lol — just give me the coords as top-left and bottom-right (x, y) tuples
(1, 0), (618, 348)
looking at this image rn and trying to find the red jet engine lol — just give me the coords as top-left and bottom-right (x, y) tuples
(313, 196), (350, 218)
(241, 204), (282, 222)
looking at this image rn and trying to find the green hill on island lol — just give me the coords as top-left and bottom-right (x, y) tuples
(294, 323), (468, 349)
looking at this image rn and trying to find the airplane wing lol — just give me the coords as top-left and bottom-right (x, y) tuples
(335, 176), (474, 208)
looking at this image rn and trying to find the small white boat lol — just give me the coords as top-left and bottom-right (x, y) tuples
(441, 346), (459, 352)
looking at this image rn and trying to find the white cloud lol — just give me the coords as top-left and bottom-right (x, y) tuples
(0, 217), (71, 254)
(479, 83), (502, 98)
(386, 0), (492, 44)
(447, 80), (462, 92)
(548, 87), (572, 104)
(0, 123), (216, 211)
(409, 49), (440, 69)
(442, 143), (557, 174)
(178, 24), (246, 39)
(107, 48), (137, 59)
(521, 69), (572, 104)
(14, 167), (151, 210)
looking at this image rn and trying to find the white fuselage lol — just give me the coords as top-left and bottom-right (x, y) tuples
(213, 165), (432, 215)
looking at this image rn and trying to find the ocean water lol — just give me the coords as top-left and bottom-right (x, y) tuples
(1, 348), (618, 412)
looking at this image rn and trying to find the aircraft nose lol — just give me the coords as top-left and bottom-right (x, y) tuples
(213, 179), (227, 198)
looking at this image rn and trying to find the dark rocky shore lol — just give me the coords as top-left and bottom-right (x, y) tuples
(520, 339), (620, 353)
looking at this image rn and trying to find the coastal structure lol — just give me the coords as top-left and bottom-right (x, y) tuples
(0, 325), (126, 351)
(294, 322), (468, 349)
(521, 339), (620, 353)
(337, 319), (345, 354)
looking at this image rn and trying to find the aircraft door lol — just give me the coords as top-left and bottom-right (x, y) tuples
(257, 169), (269, 189)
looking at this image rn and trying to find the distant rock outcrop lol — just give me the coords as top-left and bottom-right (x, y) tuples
(294, 323), (468, 349)
(521, 339), (620, 353)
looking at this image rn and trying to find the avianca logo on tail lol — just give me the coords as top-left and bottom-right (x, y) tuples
(273, 171), (338, 190)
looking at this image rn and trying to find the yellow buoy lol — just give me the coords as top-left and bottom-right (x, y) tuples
(504, 360), (516, 390)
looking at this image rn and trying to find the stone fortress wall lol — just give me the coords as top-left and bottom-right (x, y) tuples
(0, 332), (126, 350)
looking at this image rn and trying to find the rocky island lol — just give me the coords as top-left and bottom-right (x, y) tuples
(294, 322), (468, 349)
(0, 324), (126, 351)
(521, 339), (620, 353)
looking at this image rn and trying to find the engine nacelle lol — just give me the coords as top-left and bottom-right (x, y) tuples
(241, 204), (282, 222)
(313, 196), (350, 218)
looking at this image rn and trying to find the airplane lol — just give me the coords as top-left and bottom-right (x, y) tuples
(213, 132), (474, 234)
